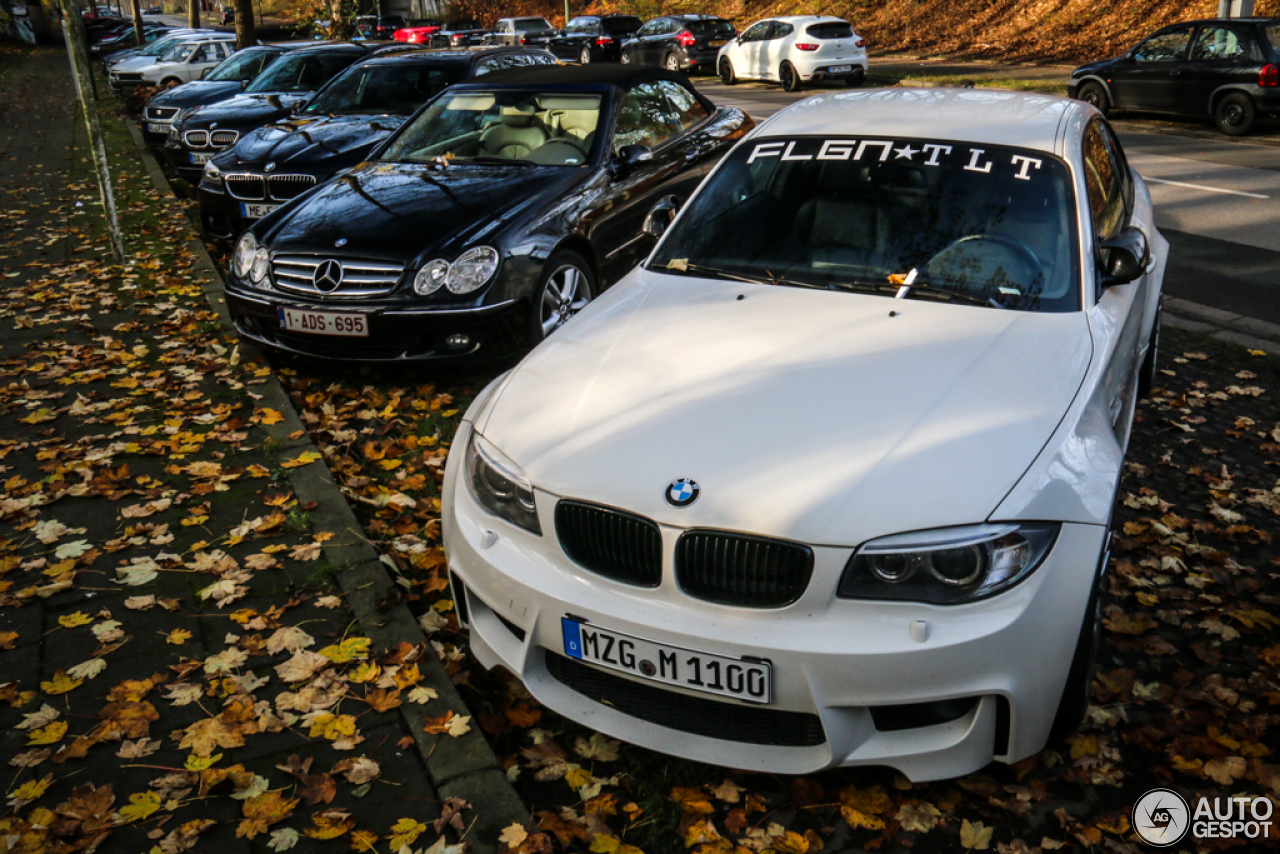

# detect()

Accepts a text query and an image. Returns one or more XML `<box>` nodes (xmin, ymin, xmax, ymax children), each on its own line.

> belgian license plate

<box><xmin>146</xmin><ymin>122</ymin><xmax>167</xmax><ymax>133</ymax></box>
<box><xmin>189</xmin><ymin>152</ymin><xmax>213</xmax><ymax>164</ymax></box>
<box><xmin>709</xmin><ymin>39</ymin><xmax>727</xmax><ymax>47</ymax></box>
<box><xmin>277</xmin><ymin>307</ymin><xmax>368</xmax><ymax>337</ymax></box>
<box><xmin>829</xmin><ymin>64</ymin><xmax>853</xmax><ymax>73</ymax></box>
<box><xmin>562</xmin><ymin>618</ymin><xmax>771</xmax><ymax>703</ymax></box>
<box><xmin>240</xmin><ymin>202</ymin><xmax>279</xmax><ymax>219</ymax></box>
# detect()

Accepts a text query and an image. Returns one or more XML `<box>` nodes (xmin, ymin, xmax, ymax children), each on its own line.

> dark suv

<box><xmin>1068</xmin><ymin>17</ymin><xmax>1280</xmax><ymax>135</ymax></box>
<box><xmin>547</xmin><ymin>14</ymin><xmax>642</xmax><ymax>63</ymax></box>
<box><xmin>622</xmin><ymin>15</ymin><xmax>736</xmax><ymax>74</ymax></box>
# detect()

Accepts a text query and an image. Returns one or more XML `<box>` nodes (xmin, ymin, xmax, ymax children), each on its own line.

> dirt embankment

<box><xmin>452</xmin><ymin>0</ymin><xmax>1280</xmax><ymax>64</ymax></box>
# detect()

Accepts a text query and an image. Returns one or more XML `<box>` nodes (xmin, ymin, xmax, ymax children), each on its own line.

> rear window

<box><xmin>807</xmin><ymin>22</ymin><xmax>854</xmax><ymax>40</ymax></box>
<box><xmin>515</xmin><ymin>19</ymin><xmax>553</xmax><ymax>32</ymax></box>
<box><xmin>602</xmin><ymin>17</ymin><xmax>642</xmax><ymax>35</ymax></box>
<box><xmin>686</xmin><ymin>19</ymin><xmax>736</xmax><ymax>37</ymax></box>
<box><xmin>1266</xmin><ymin>24</ymin><xmax>1280</xmax><ymax>50</ymax></box>
<box><xmin>445</xmin><ymin>20</ymin><xmax>479</xmax><ymax>30</ymax></box>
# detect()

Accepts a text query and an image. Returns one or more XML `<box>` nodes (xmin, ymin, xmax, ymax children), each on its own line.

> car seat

<box><xmin>480</xmin><ymin>104</ymin><xmax>548</xmax><ymax>158</ymax></box>
<box><xmin>787</xmin><ymin>162</ymin><xmax>891</xmax><ymax>273</ymax></box>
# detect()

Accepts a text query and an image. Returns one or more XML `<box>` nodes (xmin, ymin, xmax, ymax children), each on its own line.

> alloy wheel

<box><xmin>580</xmin><ymin>47</ymin><xmax>590</xmax><ymax>64</ymax></box>
<box><xmin>665</xmin><ymin>53</ymin><xmax>679</xmax><ymax>71</ymax></box>
<box><xmin>540</xmin><ymin>264</ymin><xmax>591</xmax><ymax>337</ymax></box>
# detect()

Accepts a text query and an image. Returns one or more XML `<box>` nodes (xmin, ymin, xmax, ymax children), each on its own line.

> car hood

<box><xmin>183</xmin><ymin>92</ymin><xmax>314</xmax><ymax>130</ymax></box>
<box><xmin>233</xmin><ymin>114</ymin><xmax>408</xmax><ymax>172</ymax></box>
<box><xmin>478</xmin><ymin>271</ymin><xmax>1094</xmax><ymax>546</ymax></box>
<box><xmin>149</xmin><ymin>80</ymin><xmax>243</xmax><ymax>108</ymax></box>
<box><xmin>262</xmin><ymin>161</ymin><xmax>581</xmax><ymax>264</ymax></box>
<box><xmin>1072</xmin><ymin>58</ymin><xmax>1120</xmax><ymax>76</ymax></box>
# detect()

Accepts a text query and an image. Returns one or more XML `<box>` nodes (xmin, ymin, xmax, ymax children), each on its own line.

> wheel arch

<box><xmin>1207</xmin><ymin>83</ymin><xmax>1254</xmax><ymax>116</ymax></box>
<box><xmin>1075</xmin><ymin>75</ymin><xmax>1113</xmax><ymax>103</ymax></box>
<box><xmin>550</xmin><ymin>235</ymin><xmax>600</xmax><ymax>282</ymax></box>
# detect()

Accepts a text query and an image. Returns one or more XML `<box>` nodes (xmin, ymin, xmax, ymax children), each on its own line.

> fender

<box><xmin>1074</xmin><ymin>74</ymin><xmax>1114</xmax><ymax>103</ymax></box>
<box><xmin>1207</xmin><ymin>82</ymin><xmax>1257</xmax><ymax>116</ymax></box>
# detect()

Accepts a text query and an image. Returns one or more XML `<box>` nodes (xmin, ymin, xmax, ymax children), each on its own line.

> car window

<box><xmin>526</xmin><ymin>52</ymin><xmax>557</xmax><ymax>66</ymax></box>
<box><xmin>565</xmin><ymin>18</ymin><xmax>588</xmax><ymax>34</ymax></box>
<box><xmin>206</xmin><ymin>47</ymin><xmax>277</xmax><ymax>81</ymax></box>
<box><xmin>602</xmin><ymin>17</ymin><xmax>640</xmax><ymax>35</ymax></box>
<box><xmin>770</xmin><ymin>22</ymin><xmax>794</xmax><ymax>39</ymax></box>
<box><xmin>1131</xmin><ymin>27</ymin><xmax>1192</xmax><ymax>62</ymax></box>
<box><xmin>615</xmin><ymin>82</ymin><xmax>681</xmax><ymax>151</ymax></box>
<box><xmin>740</xmin><ymin>22</ymin><xmax>771</xmax><ymax>42</ymax></box>
<box><xmin>635</xmin><ymin>20</ymin><xmax>659</xmax><ymax>37</ymax></box>
<box><xmin>806</xmin><ymin>21</ymin><xmax>854</xmax><ymax>39</ymax></box>
<box><xmin>303</xmin><ymin>63</ymin><xmax>465</xmax><ymax>116</ymax></box>
<box><xmin>659</xmin><ymin>81</ymin><xmax>708</xmax><ymax>132</ymax></box>
<box><xmin>516</xmin><ymin>19</ymin><xmax>552</xmax><ymax>32</ymax></box>
<box><xmin>662</xmin><ymin>19</ymin><xmax>682</xmax><ymax>36</ymax></box>
<box><xmin>686</xmin><ymin>19</ymin><xmax>736</xmax><ymax>37</ymax></box>
<box><xmin>247</xmin><ymin>52</ymin><xmax>358</xmax><ymax>93</ymax></box>
<box><xmin>1083</xmin><ymin>119</ymin><xmax>1126</xmax><ymax>242</ymax></box>
<box><xmin>1190</xmin><ymin>26</ymin><xmax>1255</xmax><ymax>61</ymax></box>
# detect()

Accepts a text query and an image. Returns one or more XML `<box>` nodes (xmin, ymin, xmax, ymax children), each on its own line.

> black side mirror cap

<box><xmin>642</xmin><ymin>195</ymin><xmax>681</xmax><ymax>239</ymax></box>
<box><xmin>610</xmin><ymin>144</ymin><xmax>652</xmax><ymax>176</ymax></box>
<box><xmin>1099</xmin><ymin>226</ymin><xmax>1149</xmax><ymax>287</ymax></box>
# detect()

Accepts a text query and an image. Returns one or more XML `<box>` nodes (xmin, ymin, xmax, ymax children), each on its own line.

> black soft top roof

<box><xmin>468</xmin><ymin>64</ymin><xmax>692</xmax><ymax>89</ymax></box>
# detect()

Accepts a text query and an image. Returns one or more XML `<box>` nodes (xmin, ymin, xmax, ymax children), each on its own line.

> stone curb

<box><xmin>122</xmin><ymin>120</ymin><xmax>528</xmax><ymax>852</ymax></box>
<box><xmin>1162</xmin><ymin>295</ymin><xmax>1280</xmax><ymax>353</ymax></box>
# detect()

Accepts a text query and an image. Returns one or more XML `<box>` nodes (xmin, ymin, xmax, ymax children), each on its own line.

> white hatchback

<box><xmin>717</xmin><ymin>15</ymin><xmax>868</xmax><ymax>90</ymax></box>
<box><xmin>113</xmin><ymin>37</ymin><xmax>236</xmax><ymax>89</ymax></box>
<box><xmin>443</xmin><ymin>89</ymin><xmax>1166</xmax><ymax>781</ymax></box>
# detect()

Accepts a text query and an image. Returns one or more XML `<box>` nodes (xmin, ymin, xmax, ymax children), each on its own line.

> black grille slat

<box><xmin>555</xmin><ymin>501</ymin><xmax>661</xmax><ymax>587</ymax></box>
<box><xmin>676</xmin><ymin>530</ymin><xmax>813</xmax><ymax>607</ymax></box>
<box><xmin>545</xmin><ymin>651</ymin><xmax>825</xmax><ymax>747</ymax></box>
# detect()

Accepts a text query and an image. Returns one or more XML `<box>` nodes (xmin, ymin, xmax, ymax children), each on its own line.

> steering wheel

<box><xmin>527</xmin><ymin>138</ymin><xmax>590</xmax><ymax>166</ymax></box>
<box><xmin>925</xmin><ymin>233</ymin><xmax>1042</xmax><ymax>292</ymax></box>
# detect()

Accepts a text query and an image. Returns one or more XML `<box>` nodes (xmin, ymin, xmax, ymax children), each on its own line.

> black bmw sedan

<box><xmin>165</xmin><ymin>42</ymin><xmax>379</xmax><ymax>182</ymax></box>
<box><xmin>223</xmin><ymin>65</ymin><xmax>752</xmax><ymax>364</ymax></box>
<box><xmin>1068</xmin><ymin>17</ymin><xmax>1280</xmax><ymax>135</ymax></box>
<box><xmin>199</xmin><ymin>47</ymin><xmax>558</xmax><ymax>241</ymax></box>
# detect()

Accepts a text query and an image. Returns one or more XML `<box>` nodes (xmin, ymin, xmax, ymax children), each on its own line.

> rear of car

<box><xmin>394</xmin><ymin>20</ymin><xmax>440</xmax><ymax>43</ymax></box>
<box><xmin>433</xmin><ymin>20</ymin><xmax>488</xmax><ymax>48</ymax></box>
<box><xmin>673</xmin><ymin>16</ymin><xmax>736</xmax><ymax>73</ymax></box>
<box><xmin>789</xmin><ymin>18</ymin><xmax>868</xmax><ymax>84</ymax></box>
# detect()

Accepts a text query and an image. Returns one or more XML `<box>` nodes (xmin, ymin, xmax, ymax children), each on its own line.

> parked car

<box><xmin>165</xmin><ymin>42</ymin><xmax>375</xmax><ymax>182</ymax></box>
<box><xmin>488</xmin><ymin>17</ymin><xmax>557</xmax><ymax>47</ymax></box>
<box><xmin>440</xmin><ymin>87</ymin><xmax>1166</xmax><ymax>780</ymax></box>
<box><xmin>1068</xmin><ymin>17</ymin><xmax>1280</xmax><ymax>136</ymax></box>
<box><xmin>222</xmin><ymin>65</ymin><xmax>752</xmax><ymax>363</ymax></box>
<box><xmin>200</xmin><ymin>47</ymin><xmax>559</xmax><ymax>239</ymax></box>
<box><xmin>717</xmin><ymin>15</ymin><xmax>867</xmax><ymax>91</ymax></box>
<box><xmin>547</xmin><ymin>14</ymin><xmax>642</xmax><ymax>64</ymax></box>
<box><xmin>622</xmin><ymin>14</ymin><xmax>736</xmax><ymax>74</ymax></box>
<box><xmin>219</xmin><ymin>5</ymin><xmax>234</xmax><ymax>25</ymax></box>
<box><xmin>393</xmin><ymin>19</ymin><xmax>439</xmax><ymax>43</ymax></box>
<box><xmin>111</xmin><ymin>34</ymin><xmax>237</xmax><ymax>90</ymax></box>
<box><xmin>145</xmin><ymin>5</ymin><xmax>163</xmax><ymax>14</ymax></box>
<box><xmin>91</xmin><ymin>23</ymin><xmax>173</xmax><ymax>55</ymax></box>
<box><xmin>429</xmin><ymin>20</ymin><xmax>488</xmax><ymax>48</ymax></box>
<box><xmin>356</xmin><ymin>15</ymin><xmax>406</xmax><ymax>40</ymax></box>
<box><xmin>142</xmin><ymin>44</ymin><xmax>310</xmax><ymax>147</ymax></box>
<box><xmin>101</xmin><ymin>28</ymin><xmax>211</xmax><ymax>75</ymax></box>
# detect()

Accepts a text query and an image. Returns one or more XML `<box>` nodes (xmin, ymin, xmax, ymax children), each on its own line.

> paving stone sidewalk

<box><xmin>0</xmin><ymin>44</ymin><xmax>519</xmax><ymax>854</ymax></box>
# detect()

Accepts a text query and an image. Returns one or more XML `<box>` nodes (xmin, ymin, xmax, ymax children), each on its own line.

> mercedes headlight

<box><xmin>203</xmin><ymin>160</ymin><xmax>221</xmax><ymax>182</ymax></box>
<box><xmin>838</xmin><ymin>523</ymin><xmax>1059</xmax><ymax>604</ymax></box>
<box><xmin>445</xmin><ymin>246</ymin><xmax>499</xmax><ymax>294</ymax></box>
<box><xmin>249</xmin><ymin>247</ymin><xmax>270</xmax><ymax>284</ymax></box>
<box><xmin>465</xmin><ymin>430</ymin><xmax>539</xmax><ymax>534</ymax></box>
<box><xmin>232</xmin><ymin>232</ymin><xmax>257</xmax><ymax>278</ymax></box>
<box><xmin>414</xmin><ymin>259</ymin><xmax>449</xmax><ymax>295</ymax></box>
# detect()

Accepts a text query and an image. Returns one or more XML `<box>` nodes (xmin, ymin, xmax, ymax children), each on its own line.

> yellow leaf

<box><xmin>387</xmin><ymin>818</ymin><xmax>427</xmax><ymax>850</ymax></box>
<box><xmin>181</xmin><ymin>515</ymin><xmax>209</xmax><ymax>527</ymax></box>
<box><xmin>40</xmin><ymin>669</ymin><xmax>83</xmax><ymax>695</ymax></box>
<box><xmin>960</xmin><ymin>819</ymin><xmax>993</xmax><ymax>850</ymax></box>
<box><xmin>27</xmin><ymin>721</ymin><xmax>67</xmax><ymax>745</ymax></box>
<box><xmin>120</xmin><ymin>791</ymin><xmax>163</xmax><ymax>823</ymax></box>
<box><xmin>308</xmin><ymin>713</ymin><xmax>358</xmax><ymax>742</ymax></box>
<box><xmin>318</xmin><ymin>637</ymin><xmax>371</xmax><ymax>664</ymax></box>
<box><xmin>58</xmin><ymin>611</ymin><xmax>94</xmax><ymax>628</ymax></box>
<box><xmin>8</xmin><ymin>775</ymin><xmax>53</xmax><ymax>806</ymax></box>
<box><xmin>1068</xmin><ymin>733</ymin><xmax>1098</xmax><ymax>760</ymax></box>
<box><xmin>280</xmin><ymin>451</ymin><xmax>322</xmax><ymax>469</ymax></box>
<box><xmin>1248</xmin><ymin>349</ymin><xmax>1267</xmax><ymax>356</ymax></box>
<box><xmin>257</xmin><ymin>408</ymin><xmax>285</xmax><ymax>425</ymax></box>
<box><xmin>346</xmin><ymin>662</ymin><xmax>380</xmax><ymax>684</ymax></box>
<box><xmin>165</xmin><ymin>629</ymin><xmax>192</xmax><ymax>645</ymax></box>
<box><xmin>500</xmin><ymin>824</ymin><xmax>529</xmax><ymax>848</ymax></box>
<box><xmin>378</xmin><ymin>459</ymin><xmax>401</xmax><ymax>470</ymax></box>
<box><xmin>566</xmin><ymin>766</ymin><xmax>594</xmax><ymax>789</ymax></box>
<box><xmin>185</xmin><ymin>753</ymin><xmax>222</xmax><ymax>771</ymax></box>
<box><xmin>303</xmin><ymin>810</ymin><xmax>354</xmax><ymax>840</ymax></box>
<box><xmin>591</xmin><ymin>834</ymin><xmax>621</xmax><ymax>854</ymax></box>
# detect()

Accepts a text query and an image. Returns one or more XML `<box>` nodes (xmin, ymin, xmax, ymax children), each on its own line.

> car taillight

<box><xmin>795</xmin><ymin>42</ymin><xmax>819</xmax><ymax>51</ymax></box>
<box><xmin>676</xmin><ymin>30</ymin><xmax>696</xmax><ymax>47</ymax></box>
<box><xmin>855</xmin><ymin>38</ymin><xmax>866</xmax><ymax>48</ymax></box>
<box><xmin>518</xmin><ymin>36</ymin><xmax>527</xmax><ymax>44</ymax></box>
<box><xmin>1260</xmin><ymin>63</ymin><xmax>1279</xmax><ymax>87</ymax></box>
<box><xmin>595</xmin><ymin>36</ymin><xmax>613</xmax><ymax>45</ymax></box>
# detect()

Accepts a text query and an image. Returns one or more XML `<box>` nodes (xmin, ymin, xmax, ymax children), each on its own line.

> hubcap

<box><xmin>1225</xmin><ymin>104</ymin><xmax>1244</xmax><ymax>126</ymax></box>
<box><xmin>667</xmin><ymin>55</ymin><xmax>678</xmax><ymax>70</ymax></box>
<box><xmin>581</xmin><ymin>49</ymin><xmax>589</xmax><ymax>63</ymax></box>
<box><xmin>540</xmin><ymin>265</ymin><xmax>589</xmax><ymax>337</ymax></box>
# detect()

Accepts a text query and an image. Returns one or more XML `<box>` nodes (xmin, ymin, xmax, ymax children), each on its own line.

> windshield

<box><xmin>650</xmin><ymin>136</ymin><xmax>1081</xmax><ymax>312</ymax></box>
<box><xmin>206</xmin><ymin>47</ymin><xmax>276</xmax><ymax>81</ymax></box>
<box><xmin>686</xmin><ymin>19</ymin><xmax>736</xmax><ymax>37</ymax></box>
<box><xmin>303</xmin><ymin>62</ymin><xmax>465</xmax><ymax>116</ymax></box>
<box><xmin>246</xmin><ymin>52</ymin><xmax>357</xmax><ymax>93</ymax></box>
<box><xmin>381</xmin><ymin>89</ymin><xmax>601</xmax><ymax>167</ymax></box>
<box><xmin>139</xmin><ymin>35</ymin><xmax>184</xmax><ymax>56</ymax></box>
<box><xmin>516</xmin><ymin>19</ymin><xmax>553</xmax><ymax>32</ymax></box>
<box><xmin>162</xmin><ymin>42</ymin><xmax>200</xmax><ymax>62</ymax></box>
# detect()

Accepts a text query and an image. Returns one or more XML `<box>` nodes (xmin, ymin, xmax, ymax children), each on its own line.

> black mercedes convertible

<box><xmin>224</xmin><ymin>65</ymin><xmax>752</xmax><ymax>364</ymax></box>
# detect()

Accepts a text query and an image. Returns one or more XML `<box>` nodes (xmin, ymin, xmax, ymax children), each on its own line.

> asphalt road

<box><xmin>693</xmin><ymin>79</ymin><xmax>1280</xmax><ymax>326</ymax></box>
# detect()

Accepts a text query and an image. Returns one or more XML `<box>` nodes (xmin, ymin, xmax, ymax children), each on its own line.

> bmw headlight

<box><xmin>465</xmin><ymin>430</ymin><xmax>540</xmax><ymax>534</ymax></box>
<box><xmin>838</xmin><ymin>523</ymin><xmax>1059</xmax><ymax>604</ymax></box>
<box><xmin>414</xmin><ymin>259</ymin><xmax>449</xmax><ymax>295</ymax></box>
<box><xmin>232</xmin><ymin>232</ymin><xmax>257</xmax><ymax>279</ymax></box>
<box><xmin>445</xmin><ymin>246</ymin><xmax>499</xmax><ymax>294</ymax></box>
<box><xmin>203</xmin><ymin>160</ymin><xmax>222</xmax><ymax>182</ymax></box>
<box><xmin>249</xmin><ymin>247</ymin><xmax>270</xmax><ymax>284</ymax></box>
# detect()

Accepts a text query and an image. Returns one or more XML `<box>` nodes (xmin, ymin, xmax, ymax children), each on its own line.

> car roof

<box><xmin>290</xmin><ymin>41</ymin><xmax>379</xmax><ymax>53</ymax></box>
<box><xmin>666</xmin><ymin>15</ymin><xmax>730</xmax><ymax>21</ymax></box>
<box><xmin>755</xmin><ymin>88</ymin><xmax>1078</xmax><ymax>155</ymax></box>
<box><xmin>358</xmin><ymin>46</ymin><xmax>547</xmax><ymax>66</ymax></box>
<box><xmin>471</xmin><ymin>64</ymin><xmax>692</xmax><ymax>88</ymax></box>
<box><xmin>765</xmin><ymin>15</ymin><xmax>851</xmax><ymax>24</ymax></box>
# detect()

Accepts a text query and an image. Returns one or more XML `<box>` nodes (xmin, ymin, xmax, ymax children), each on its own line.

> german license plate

<box><xmin>240</xmin><ymin>202</ymin><xmax>279</xmax><ymax>219</ymax></box>
<box><xmin>277</xmin><ymin>307</ymin><xmax>368</xmax><ymax>337</ymax></box>
<box><xmin>562</xmin><ymin>618</ymin><xmax>771</xmax><ymax>703</ymax></box>
<box><xmin>709</xmin><ymin>39</ymin><xmax>727</xmax><ymax>47</ymax></box>
<box><xmin>189</xmin><ymin>152</ymin><xmax>213</xmax><ymax>164</ymax></box>
<box><xmin>146</xmin><ymin>122</ymin><xmax>167</xmax><ymax>133</ymax></box>
<box><xmin>829</xmin><ymin>64</ymin><xmax>853</xmax><ymax>73</ymax></box>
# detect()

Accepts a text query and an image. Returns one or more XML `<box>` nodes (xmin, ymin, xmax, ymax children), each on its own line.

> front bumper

<box><xmin>443</xmin><ymin>420</ymin><xmax>1105</xmax><ymax>780</ymax></box>
<box><xmin>165</xmin><ymin>139</ymin><xmax>229</xmax><ymax>182</ymax></box>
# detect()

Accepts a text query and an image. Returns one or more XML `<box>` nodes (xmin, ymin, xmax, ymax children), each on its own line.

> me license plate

<box><xmin>146</xmin><ymin>122</ymin><xmax>167</xmax><ymax>133</ymax></box>
<box><xmin>277</xmin><ymin>307</ymin><xmax>368</xmax><ymax>337</ymax></box>
<box><xmin>709</xmin><ymin>39</ymin><xmax>727</xmax><ymax>47</ymax></box>
<box><xmin>240</xmin><ymin>202</ymin><xmax>279</xmax><ymax>219</ymax></box>
<box><xmin>562</xmin><ymin>618</ymin><xmax>771</xmax><ymax>704</ymax></box>
<box><xmin>189</xmin><ymin>152</ymin><xmax>213</xmax><ymax>164</ymax></box>
<box><xmin>829</xmin><ymin>64</ymin><xmax>853</xmax><ymax>73</ymax></box>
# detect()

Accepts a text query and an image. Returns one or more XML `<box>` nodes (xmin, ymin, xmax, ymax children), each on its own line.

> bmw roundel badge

<box><xmin>265</xmin><ymin>161</ymin><xmax>276</xmax><ymax>172</ymax></box>
<box><xmin>666</xmin><ymin>478</ymin><xmax>699</xmax><ymax>507</ymax></box>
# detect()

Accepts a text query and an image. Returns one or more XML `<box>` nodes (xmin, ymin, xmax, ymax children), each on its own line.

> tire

<box><xmin>160</xmin><ymin>77</ymin><xmax>182</xmax><ymax>88</ymax></box>
<box><xmin>1048</xmin><ymin>531</ymin><xmax>1109</xmax><ymax>744</ymax></box>
<box><xmin>1215</xmin><ymin>92</ymin><xmax>1256</xmax><ymax>136</ymax></box>
<box><xmin>665</xmin><ymin>52</ymin><xmax>680</xmax><ymax>72</ymax></box>
<box><xmin>718</xmin><ymin>57</ymin><xmax>736</xmax><ymax>84</ymax></box>
<box><xmin>1137</xmin><ymin>306</ymin><xmax>1161</xmax><ymax>398</ymax></box>
<box><xmin>579</xmin><ymin>47</ymin><xmax>591</xmax><ymax>65</ymax></box>
<box><xmin>1076</xmin><ymin>81</ymin><xmax>1109</xmax><ymax>116</ymax></box>
<box><xmin>533</xmin><ymin>251</ymin><xmax>594</xmax><ymax>342</ymax></box>
<box><xmin>780</xmin><ymin>61</ymin><xmax>801</xmax><ymax>92</ymax></box>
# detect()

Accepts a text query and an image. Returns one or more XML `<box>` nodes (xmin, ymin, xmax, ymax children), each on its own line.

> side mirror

<box><xmin>239</xmin><ymin>78</ymin><xmax>250</xmax><ymax>89</ymax></box>
<box><xmin>618</xmin><ymin>143</ymin><xmax>652</xmax><ymax>165</ymax></box>
<box><xmin>1099</xmin><ymin>226</ymin><xmax>1149</xmax><ymax>286</ymax></box>
<box><xmin>642</xmin><ymin>195</ymin><xmax>681</xmax><ymax>239</ymax></box>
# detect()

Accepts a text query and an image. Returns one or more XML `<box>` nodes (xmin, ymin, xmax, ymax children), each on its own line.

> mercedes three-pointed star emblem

<box><xmin>313</xmin><ymin>259</ymin><xmax>344</xmax><ymax>293</ymax></box>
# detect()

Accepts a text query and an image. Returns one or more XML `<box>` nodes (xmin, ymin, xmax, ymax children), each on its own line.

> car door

<box><xmin>549</xmin><ymin>19</ymin><xmax>579</xmax><ymax>60</ymax></box>
<box><xmin>762</xmin><ymin>21</ymin><xmax>794</xmax><ymax>80</ymax></box>
<box><xmin>189</xmin><ymin>43</ymin><xmax>222</xmax><ymax>82</ymax></box>
<box><xmin>733</xmin><ymin>21</ymin><xmax>771</xmax><ymax>79</ymax></box>
<box><xmin>1109</xmin><ymin>25</ymin><xmax>1194</xmax><ymax>112</ymax></box>
<box><xmin>1083</xmin><ymin>118</ymin><xmax>1147</xmax><ymax>445</ymax></box>
<box><xmin>1181</xmin><ymin>24</ymin><xmax>1263</xmax><ymax>116</ymax></box>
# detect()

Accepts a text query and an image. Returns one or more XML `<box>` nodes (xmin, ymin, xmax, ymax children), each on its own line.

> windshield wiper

<box><xmin>892</xmin><ymin>268</ymin><xmax>1004</xmax><ymax>309</ymax></box>
<box><xmin>659</xmin><ymin>260</ymin><xmax>825</xmax><ymax>290</ymax></box>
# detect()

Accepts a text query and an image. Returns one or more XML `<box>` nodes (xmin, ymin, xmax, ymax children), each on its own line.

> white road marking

<box><xmin>1140</xmin><ymin>175</ymin><xmax>1269</xmax><ymax>200</ymax></box>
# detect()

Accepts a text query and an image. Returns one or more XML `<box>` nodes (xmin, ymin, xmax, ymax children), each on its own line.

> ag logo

<box><xmin>665</xmin><ymin>478</ymin><xmax>699</xmax><ymax>507</ymax></box>
<box><xmin>1133</xmin><ymin>788</ymin><xmax>1190</xmax><ymax>847</ymax></box>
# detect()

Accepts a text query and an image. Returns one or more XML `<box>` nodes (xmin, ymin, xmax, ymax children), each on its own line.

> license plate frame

<box><xmin>189</xmin><ymin>151</ymin><xmax>213</xmax><ymax>165</ymax></box>
<box><xmin>828</xmin><ymin>64</ymin><xmax>853</xmax><ymax>74</ymax></box>
<box><xmin>277</xmin><ymin>307</ymin><xmax>368</xmax><ymax>337</ymax></box>
<box><xmin>240</xmin><ymin>202</ymin><xmax>280</xmax><ymax>219</ymax></box>
<box><xmin>562</xmin><ymin>617</ymin><xmax>771</xmax><ymax>704</ymax></box>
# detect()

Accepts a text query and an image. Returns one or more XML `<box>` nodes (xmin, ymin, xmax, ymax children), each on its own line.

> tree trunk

<box><xmin>188</xmin><ymin>0</ymin><xmax>199</xmax><ymax>29</ymax></box>
<box><xmin>234</xmin><ymin>0</ymin><xmax>254</xmax><ymax>49</ymax></box>
<box><xmin>130</xmin><ymin>0</ymin><xmax>143</xmax><ymax>45</ymax></box>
